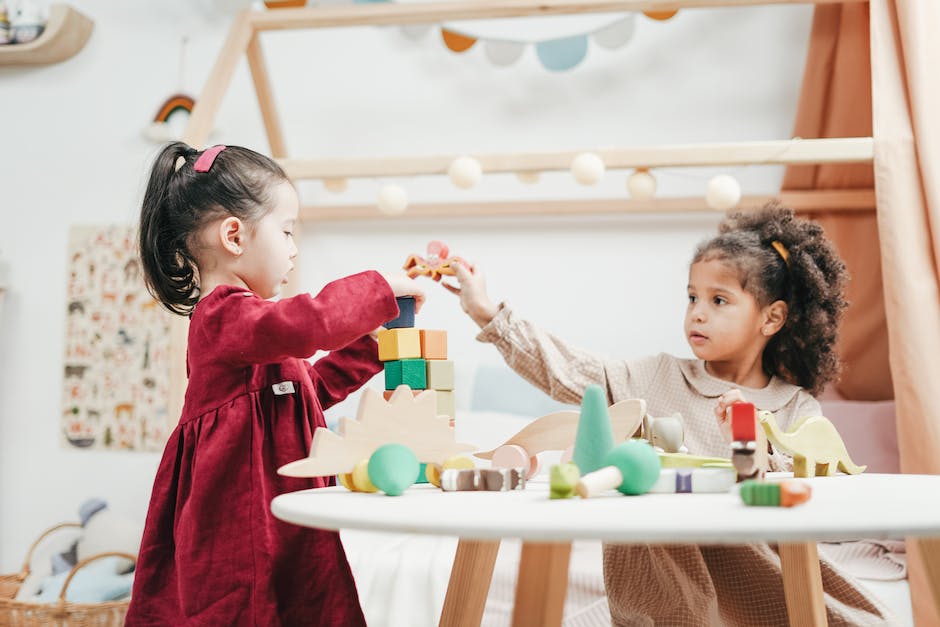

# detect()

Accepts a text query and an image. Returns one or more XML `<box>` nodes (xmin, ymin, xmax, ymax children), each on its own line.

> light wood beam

<box><xmin>247</xmin><ymin>33</ymin><xmax>288</xmax><ymax>158</ymax></box>
<box><xmin>249</xmin><ymin>0</ymin><xmax>867</xmax><ymax>31</ymax></box>
<box><xmin>299</xmin><ymin>189</ymin><xmax>875</xmax><ymax>221</ymax></box>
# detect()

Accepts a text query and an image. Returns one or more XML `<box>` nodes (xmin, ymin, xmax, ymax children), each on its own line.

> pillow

<box><xmin>35</xmin><ymin>556</ymin><xmax>134</xmax><ymax>604</ymax></box>
<box><xmin>819</xmin><ymin>399</ymin><xmax>899</xmax><ymax>474</ymax></box>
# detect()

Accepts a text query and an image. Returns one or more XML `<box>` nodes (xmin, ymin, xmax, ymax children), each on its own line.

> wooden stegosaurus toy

<box><xmin>758</xmin><ymin>411</ymin><xmax>866</xmax><ymax>478</ymax></box>
<box><xmin>278</xmin><ymin>386</ymin><xmax>476</xmax><ymax>478</ymax></box>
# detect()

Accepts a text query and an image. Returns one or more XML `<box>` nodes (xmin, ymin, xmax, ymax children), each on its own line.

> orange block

<box><xmin>420</xmin><ymin>329</ymin><xmax>448</xmax><ymax>360</ymax></box>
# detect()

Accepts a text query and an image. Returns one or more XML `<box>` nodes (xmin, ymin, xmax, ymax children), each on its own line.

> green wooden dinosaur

<box><xmin>758</xmin><ymin>411</ymin><xmax>866</xmax><ymax>477</ymax></box>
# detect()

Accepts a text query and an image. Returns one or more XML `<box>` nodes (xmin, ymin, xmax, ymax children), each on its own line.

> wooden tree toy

<box><xmin>758</xmin><ymin>411</ymin><xmax>866</xmax><ymax>478</ymax></box>
<box><xmin>575</xmin><ymin>440</ymin><xmax>662</xmax><ymax>498</ymax></box>
<box><xmin>278</xmin><ymin>386</ymin><xmax>476</xmax><ymax>478</ymax></box>
<box><xmin>739</xmin><ymin>479</ymin><xmax>812</xmax><ymax>507</ymax></box>
<box><xmin>572</xmin><ymin>385</ymin><xmax>616</xmax><ymax>475</ymax></box>
<box><xmin>729</xmin><ymin>402</ymin><xmax>768</xmax><ymax>482</ymax></box>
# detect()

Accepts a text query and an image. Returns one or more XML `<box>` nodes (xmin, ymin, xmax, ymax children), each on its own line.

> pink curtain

<box><xmin>782</xmin><ymin>3</ymin><xmax>894</xmax><ymax>401</ymax></box>
<box><xmin>870</xmin><ymin>0</ymin><xmax>940</xmax><ymax>624</ymax></box>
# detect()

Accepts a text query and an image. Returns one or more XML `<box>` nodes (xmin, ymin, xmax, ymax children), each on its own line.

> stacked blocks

<box><xmin>377</xmin><ymin>297</ymin><xmax>457</xmax><ymax>426</ymax></box>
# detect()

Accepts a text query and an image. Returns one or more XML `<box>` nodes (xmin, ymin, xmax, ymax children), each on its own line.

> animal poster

<box><xmin>61</xmin><ymin>225</ymin><xmax>172</xmax><ymax>451</ymax></box>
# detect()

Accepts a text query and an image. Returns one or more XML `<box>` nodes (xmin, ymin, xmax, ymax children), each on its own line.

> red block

<box><xmin>730</xmin><ymin>402</ymin><xmax>757</xmax><ymax>440</ymax></box>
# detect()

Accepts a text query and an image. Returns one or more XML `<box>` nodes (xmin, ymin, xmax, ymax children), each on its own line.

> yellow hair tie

<box><xmin>770</xmin><ymin>240</ymin><xmax>790</xmax><ymax>266</ymax></box>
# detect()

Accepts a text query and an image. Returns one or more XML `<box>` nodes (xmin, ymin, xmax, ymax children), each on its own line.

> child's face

<box><xmin>684</xmin><ymin>259</ymin><xmax>766</xmax><ymax>363</ymax></box>
<box><xmin>239</xmin><ymin>180</ymin><xmax>299</xmax><ymax>299</ymax></box>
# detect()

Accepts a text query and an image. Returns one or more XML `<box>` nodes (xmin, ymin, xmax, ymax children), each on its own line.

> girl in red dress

<box><xmin>126</xmin><ymin>142</ymin><xmax>424</xmax><ymax>626</ymax></box>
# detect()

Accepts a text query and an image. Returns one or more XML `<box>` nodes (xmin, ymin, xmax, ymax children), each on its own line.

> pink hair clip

<box><xmin>193</xmin><ymin>145</ymin><xmax>226</xmax><ymax>173</ymax></box>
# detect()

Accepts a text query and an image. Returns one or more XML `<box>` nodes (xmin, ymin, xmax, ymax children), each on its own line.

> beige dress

<box><xmin>477</xmin><ymin>304</ymin><xmax>895</xmax><ymax>626</ymax></box>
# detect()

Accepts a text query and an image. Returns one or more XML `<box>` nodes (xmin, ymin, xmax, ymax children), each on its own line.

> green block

<box><xmin>384</xmin><ymin>359</ymin><xmax>427</xmax><ymax>390</ymax></box>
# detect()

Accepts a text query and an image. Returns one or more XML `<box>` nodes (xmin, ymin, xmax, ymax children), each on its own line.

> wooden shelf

<box><xmin>0</xmin><ymin>4</ymin><xmax>93</xmax><ymax>66</ymax></box>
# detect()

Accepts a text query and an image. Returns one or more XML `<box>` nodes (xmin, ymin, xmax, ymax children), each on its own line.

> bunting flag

<box><xmin>341</xmin><ymin>0</ymin><xmax>673</xmax><ymax>72</ymax></box>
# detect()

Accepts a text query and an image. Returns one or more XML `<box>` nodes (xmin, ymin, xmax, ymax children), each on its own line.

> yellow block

<box><xmin>377</xmin><ymin>328</ymin><xmax>421</xmax><ymax>361</ymax></box>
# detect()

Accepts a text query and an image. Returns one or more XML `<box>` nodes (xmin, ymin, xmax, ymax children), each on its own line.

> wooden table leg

<box><xmin>778</xmin><ymin>542</ymin><xmax>827</xmax><ymax>627</ymax></box>
<box><xmin>511</xmin><ymin>541</ymin><xmax>572</xmax><ymax>627</ymax></box>
<box><xmin>439</xmin><ymin>539</ymin><xmax>500</xmax><ymax>627</ymax></box>
<box><xmin>917</xmin><ymin>537</ymin><xmax>940</xmax><ymax>618</ymax></box>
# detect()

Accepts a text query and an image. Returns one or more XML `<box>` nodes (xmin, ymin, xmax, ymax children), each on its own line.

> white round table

<box><xmin>272</xmin><ymin>474</ymin><xmax>940</xmax><ymax>627</ymax></box>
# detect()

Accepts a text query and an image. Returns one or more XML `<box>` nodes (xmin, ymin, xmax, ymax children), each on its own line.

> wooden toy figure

<box><xmin>403</xmin><ymin>240</ymin><xmax>473</xmax><ymax>285</ymax></box>
<box><xmin>758</xmin><ymin>411</ymin><xmax>866</xmax><ymax>478</ymax></box>
<box><xmin>739</xmin><ymin>479</ymin><xmax>812</xmax><ymax>507</ymax></box>
<box><xmin>729</xmin><ymin>402</ymin><xmax>768</xmax><ymax>482</ymax></box>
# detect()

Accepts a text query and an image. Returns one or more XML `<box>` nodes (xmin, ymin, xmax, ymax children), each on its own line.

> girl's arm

<box><xmin>207</xmin><ymin>271</ymin><xmax>399</xmax><ymax>365</ymax></box>
<box><xmin>307</xmin><ymin>335</ymin><xmax>382</xmax><ymax>410</ymax></box>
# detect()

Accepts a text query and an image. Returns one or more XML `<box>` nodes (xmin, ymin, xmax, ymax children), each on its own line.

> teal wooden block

<box><xmin>384</xmin><ymin>358</ymin><xmax>427</xmax><ymax>390</ymax></box>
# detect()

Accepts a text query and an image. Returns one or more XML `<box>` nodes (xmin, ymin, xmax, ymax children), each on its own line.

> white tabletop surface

<box><xmin>271</xmin><ymin>473</ymin><xmax>940</xmax><ymax>544</ymax></box>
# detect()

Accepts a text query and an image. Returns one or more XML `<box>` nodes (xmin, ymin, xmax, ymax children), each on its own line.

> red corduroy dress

<box><xmin>126</xmin><ymin>271</ymin><xmax>398</xmax><ymax>626</ymax></box>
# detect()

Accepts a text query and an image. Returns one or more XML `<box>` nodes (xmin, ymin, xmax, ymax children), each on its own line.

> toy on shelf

<box><xmin>648</xmin><ymin>467</ymin><xmax>736</xmax><ymax>493</ymax></box>
<box><xmin>575</xmin><ymin>440</ymin><xmax>661</xmax><ymax>498</ymax></box>
<box><xmin>729</xmin><ymin>402</ymin><xmax>768</xmax><ymax>481</ymax></box>
<box><xmin>758</xmin><ymin>411</ymin><xmax>866</xmax><ymax>478</ymax></box>
<box><xmin>403</xmin><ymin>240</ymin><xmax>473</xmax><ymax>284</ymax></box>
<box><xmin>739</xmin><ymin>479</ymin><xmax>812</xmax><ymax>507</ymax></box>
<box><xmin>277</xmin><ymin>386</ymin><xmax>475</xmax><ymax>478</ymax></box>
<box><xmin>440</xmin><ymin>468</ymin><xmax>525</xmax><ymax>492</ymax></box>
<box><xmin>474</xmin><ymin>397</ymin><xmax>646</xmax><ymax>479</ymax></box>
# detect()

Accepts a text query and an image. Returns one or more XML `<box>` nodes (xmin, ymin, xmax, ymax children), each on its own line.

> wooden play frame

<box><xmin>174</xmin><ymin>3</ymin><xmax>876</xmax><ymax>625</ymax></box>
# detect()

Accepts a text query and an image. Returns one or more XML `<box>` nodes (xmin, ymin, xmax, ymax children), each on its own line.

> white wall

<box><xmin>0</xmin><ymin>0</ymin><xmax>811</xmax><ymax>569</ymax></box>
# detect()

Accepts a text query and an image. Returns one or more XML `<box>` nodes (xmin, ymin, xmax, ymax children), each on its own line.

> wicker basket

<box><xmin>0</xmin><ymin>522</ymin><xmax>136</xmax><ymax>626</ymax></box>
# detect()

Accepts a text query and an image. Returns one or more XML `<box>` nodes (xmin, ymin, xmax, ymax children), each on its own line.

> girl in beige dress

<box><xmin>445</xmin><ymin>203</ymin><xmax>894</xmax><ymax>626</ymax></box>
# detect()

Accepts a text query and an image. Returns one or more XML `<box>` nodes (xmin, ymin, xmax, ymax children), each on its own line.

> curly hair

<box><xmin>692</xmin><ymin>202</ymin><xmax>849</xmax><ymax>395</ymax></box>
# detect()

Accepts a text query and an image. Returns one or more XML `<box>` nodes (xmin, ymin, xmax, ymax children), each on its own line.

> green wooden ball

<box><xmin>368</xmin><ymin>444</ymin><xmax>419</xmax><ymax>496</ymax></box>
<box><xmin>604</xmin><ymin>440</ymin><xmax>662</xmax><ymax>495</ymax></box>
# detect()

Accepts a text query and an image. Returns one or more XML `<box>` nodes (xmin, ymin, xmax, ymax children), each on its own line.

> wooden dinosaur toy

<box><xmin>758</xmin><ymin>411</ymin><xmax>866</xmax><ymax>478</ymax></box>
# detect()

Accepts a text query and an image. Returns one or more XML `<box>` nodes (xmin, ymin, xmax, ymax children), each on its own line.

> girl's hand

<box><xmin>444</xmin><ymin>261</ymin><xmax>498</xmax><ymax>329</ymax></box>
<box><xmin>714</xmin><ymin>389</ymin><xmax>747</xmax><ymax>443</ymax></box>
<box><xmin>381</xmin><ymin>272</ymin><xmax>426</xmax><ymax>313</ymax></box>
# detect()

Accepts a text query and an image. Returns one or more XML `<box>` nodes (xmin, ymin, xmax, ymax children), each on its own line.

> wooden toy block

<box><xmin>377</xmin><ymin>328</ymin><xmax>421</xmax><ymax>361</ymax></box>
<box><xmin>758</xmin><ymin>411</ymin><xmax>866</xmax><ymax>478</ymax></box>
<box><xmin>440</xmin><ymin>468</ymin><xmax>525</xmax><ymax>492</ymax></box>
<box><xmin>475</xmin><ymin>398</ymin><xmax>647</xmax><ymax>463</ymax></box>
<box><xmin>641</xmin><ymin>413</ymin><xmax>687</xmax><ymax>453</ymax></box>
<box><xmin>436</xmin><ymin>390</ymin><xmax>455</xmax><ymax>419</ymax></box>
<box><xmin>278</xmin><ymin>386</ymin><xmax>476</xmax><ymax>478</ymax></box>
<box><xmin>385</xmin><ymin>296</ymin><xmax>416</xmax><ymax>329</ymax></box>
<box><xmin>384</xmin><ymin>358</ymin><xmax>427</xmax><ymax>390</ymax></box>
<box><xmin>550</xmin><ymin>463</ymin><xmax>581</xmax><ymax>499</ymax></box>
<box><xmin>739</xmin><ymin>479</ymin><xmax>812</xmax><ymax>507</ymax></box>
<box><xmin>426</xmin><ymin>360</ymin><xmax>454</xmax><ymax>391</ymax></box>
<box><xmin>368</xmin><ymin>443</ymin><xmax>419</xmax><ymax>496</ymax></box>
<box><xmin>383</xmin><ymin>389</ymin><xmax>422</xmax><ymax>401</ymax></box>
<box><xmin>648</xmin><ymin>467</ymin><xmax>736</xmax><ymax>493</ymax></box>
<box><xmin>426</xmin><ymin>455</ymin><xmax>475</xmax><ymax>488</ymax></box>
<box><xmin>657</xmin><ymin>452</ymin><xmax>733</xmax><ymax>469</ymax></box>
<box><xmin>576</xmin><ymin>440</ymin><xmax>661</xmax><ymax>498</ymax></box>
<box><xmin>729</xmin><ymin>402</ymin><xmax>768</xmax><ymax>482</ymax></box>
<box><xmin>419</xmin><ymin>329</ymin><xmax>448</xmax><ymax>359</ymax></box>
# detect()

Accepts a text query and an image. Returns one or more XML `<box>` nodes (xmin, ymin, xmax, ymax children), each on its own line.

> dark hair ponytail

<box><xmin>138</xmin><ymin>142</ymin><xmax>288</xmax><ymax>316</ymax></box>
<box><xmin>692</xmin><ymin>202</ymin><xmax>849</xmax><ymax>394</ymax></box>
